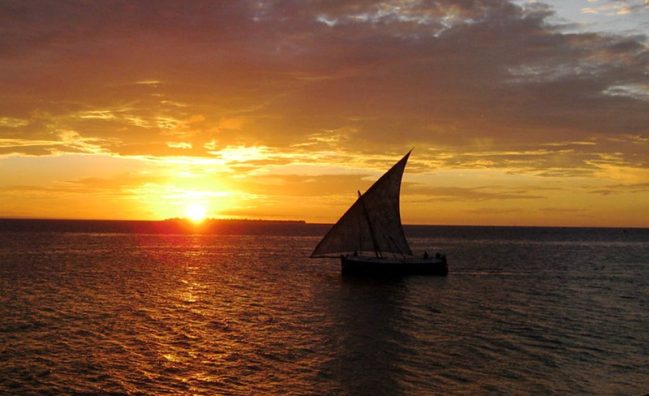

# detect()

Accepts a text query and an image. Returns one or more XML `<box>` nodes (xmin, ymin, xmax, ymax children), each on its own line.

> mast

<box><xmin>358</xmin><ymin>190</ymin><xmax>381</xmax><ymax>258</ymax></box>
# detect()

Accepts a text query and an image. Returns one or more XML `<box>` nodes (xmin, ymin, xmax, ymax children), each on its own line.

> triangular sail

<box><xmin>311</xmin><ymin>151</ymin><xmax>413</xmax><ymax>258</ymax></box>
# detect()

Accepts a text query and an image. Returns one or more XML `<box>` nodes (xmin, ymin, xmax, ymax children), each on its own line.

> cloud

<box><xmin>590</xmin><ymin>181</ymin><xmax>649</xmax><ymax>195</ymax></box>
<box><xmin>2</xmin><ymin>172</ymin><xmax>166</xmax><ymax>195</ymax></box>
<box><xmin>0</xmin><ymin>129</ymin><xmax>109</xmax><ymax>156</ymax></box>
<box><xmin>465</xmin><ymin>207</ymin><xmax>525</xmax><ymax>214</ymax></box>
<box><xmin>581</xmin><ymin>1</ymin><xmax>648</xmax><ymax>16</ymax></box>
<box><xmin>0</xmin><ymin>1</ymin><xmax>648</xmax><ymax>189</ymax></box>
<box><xmin>406</xmin><ymin>184</ymin><xmax>547</xmax><ymax>201</ymax></box>
<box><xmin>0</xmin><ymin>117</ymin><xmax>29</xmax><ymax>128</ymax></box>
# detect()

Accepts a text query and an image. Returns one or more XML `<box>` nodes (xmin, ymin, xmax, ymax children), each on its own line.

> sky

<box><xmin>1</xmin><ymin>0</ymin><xmax>648</xmax><ymax>227</ymax></box>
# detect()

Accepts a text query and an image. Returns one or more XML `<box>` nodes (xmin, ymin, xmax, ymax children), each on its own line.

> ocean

<box><xmin>1</xmin><ymin>224</ymin><xmax>648</xmax><ymax>394</ymax></box>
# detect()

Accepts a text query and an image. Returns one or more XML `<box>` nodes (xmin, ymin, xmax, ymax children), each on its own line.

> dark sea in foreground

<box><xmin>1</xmin><ymin>221</ymin><xmax>648</xmax><ymax>394</ymax></box>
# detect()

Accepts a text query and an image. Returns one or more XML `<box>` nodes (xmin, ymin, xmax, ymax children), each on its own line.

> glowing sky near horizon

<box><xmin>1</xmin><ymin>0</ymin><xmax>648</xmax><ymax>226</ymax></box>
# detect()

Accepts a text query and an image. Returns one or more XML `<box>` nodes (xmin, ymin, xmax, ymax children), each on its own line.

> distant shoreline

<box><xmin>0</xmin><ymin>218</ymin><xmax>315</xmax><ymax>235</ymax></box>
<box><xmin>0</xmin><ymin>218</ymin><xmax>647</xmax><ymax>237</ymax></box>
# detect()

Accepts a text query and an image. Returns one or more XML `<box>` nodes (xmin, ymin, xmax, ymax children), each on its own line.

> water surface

<box><xmin>1</xmin><ymin>227</ymin><xmax>648</xmax><ymax>394</ymax></box>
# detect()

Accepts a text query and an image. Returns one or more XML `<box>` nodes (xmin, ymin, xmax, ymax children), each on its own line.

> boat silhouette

<box><xmin>311</xmin><ymin>150</ymin><xmax>448</xmax><ymax>276</ymax></box>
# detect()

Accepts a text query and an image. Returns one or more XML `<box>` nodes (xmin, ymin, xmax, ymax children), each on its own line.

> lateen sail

<box><xmin>311</xmin><ymin>151</ymin><xmax>413</xmax><ymax>258</ymax></box>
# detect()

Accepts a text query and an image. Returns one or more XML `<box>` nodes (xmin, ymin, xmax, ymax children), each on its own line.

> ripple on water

<box><xmin>1</xmin><ymin>232</ymin><xmax>648</xmax><ymax>394</ymax></box>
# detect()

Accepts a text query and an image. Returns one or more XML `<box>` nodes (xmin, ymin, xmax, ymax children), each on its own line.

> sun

<box><xmin>185</xmin><ymin>204</ymin><xmax>207</xmax><ymax>223</ymax></box>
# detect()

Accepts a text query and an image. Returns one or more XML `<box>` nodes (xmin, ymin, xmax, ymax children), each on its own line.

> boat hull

<box><xmin>341</xmin><ymin>255</ymin><xmax>448</xmax><ymax>276</ymax></box>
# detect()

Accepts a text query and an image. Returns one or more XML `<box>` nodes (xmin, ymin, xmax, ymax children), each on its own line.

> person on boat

<box><xmin>423</xmin><ymin>251</ymin><xmax>429</xmax><ymax>259</ymax></box>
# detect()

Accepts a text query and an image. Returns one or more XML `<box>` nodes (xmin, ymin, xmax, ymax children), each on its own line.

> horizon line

<box><xmin>0</xmin><ymin>217</ymin><xmax>647</xmax><ymax>230</ymax></box>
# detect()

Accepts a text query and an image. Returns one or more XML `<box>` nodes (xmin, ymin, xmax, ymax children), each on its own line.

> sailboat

<box><xmin>311</xmin><ymin>150</ymin><xmax>448</xmax><ymax>276</ymax></box>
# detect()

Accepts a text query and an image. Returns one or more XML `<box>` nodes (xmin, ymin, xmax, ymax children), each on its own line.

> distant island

<box><xmin>0</xmin><ymin>218</ymin><xmax>320</xmax><ymax>236</ymax></box>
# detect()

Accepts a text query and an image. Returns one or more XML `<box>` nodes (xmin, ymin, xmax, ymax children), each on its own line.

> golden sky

<box><xmin>1</xmin><ymin>0</ymin><xmax>648</xmax><ymax>226</ymax></box>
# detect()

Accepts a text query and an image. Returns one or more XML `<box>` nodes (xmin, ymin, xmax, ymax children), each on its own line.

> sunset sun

<box><xmin>185</xmin><ymin>204</ymin><xmax>207</xmax><ymax>223</ymax></box>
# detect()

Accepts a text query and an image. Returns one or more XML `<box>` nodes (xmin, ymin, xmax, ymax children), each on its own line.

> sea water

<box><xmin>1</xmin><ymin>226</ymin><xmax>648</xmax><ymax>394</ymax></box>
